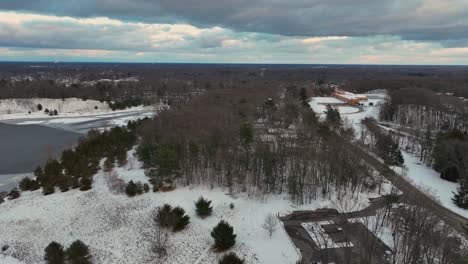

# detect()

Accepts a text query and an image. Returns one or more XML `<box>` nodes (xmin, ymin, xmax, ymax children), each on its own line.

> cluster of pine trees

<box><xmin>18</xmin><ymin>126</ymin><xmax>137</xmax><ymax>195</ymax></box>
<box><xmin>107</xmin><ymin>98</ymin><xmax>149</xmax><ymax>111</ymax></box>
<box><xmin>44</xmin><ymin>240</ymin><xmax>92</xmax><ymax>264</ymax></box>
<box><xmin>432</xmin><ymin>130</ymin><xmax>468</xmax><ymax>209</ymax></box>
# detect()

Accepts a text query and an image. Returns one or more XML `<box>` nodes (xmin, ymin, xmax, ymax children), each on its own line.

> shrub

<box><xmin>79</xmin><ymin>177</ymin><xmax>93</xmax><ymax>191</ymax></box>
<box><xmin>135</xmin><ymin>182</ymin><xmax>144</xmax><ymax>195</ymax></box>
<box><xmin>155</xmin><ymin>204</ymin><xmax>174</xmax><ymax>228</ymax></box>
<box><xmin>143</xmin><ymin>183</ymin><xmax>150</xmax><ymax>193</ymax></box>
<box><xmin>153</xmin><ymin>204</ymin><xmax>190</xmax><ymax>232</ymax></box>
<box><xmin>229</xmin><ymin>203</ymin><xmax>235</xmax><ymax>210</ymax></box>
<box><xmin>125</xmin><ymin>180</ymin><xmax>138</xmax><ymax>196</ymax></box>
<box><xmin>195</xmin><ymin>196</ymin><xmax>213</xmax><ymax>218</ymax></box>
<box><xmin>37</xmin><ymin>104</ymin><xmax>43</xmax><ymax>111</ymax></box>
<box><xmin>44</xmin><ymin>241</ymin><xmax>65</xmax><ymax>264</ymax></box>
<box><xmin>66</xmin><ymin>240</ymin><xmax>91</xmax><ymax>264</ymax></box>
<box><xmin>211</xmin><ymin>220</ymin><xmax>236</xmax><ymax>250</ymax></box>
<box><xmin>125</xmin><ymin>181</ymin><xmax>144</xmax><ymax>196</ymax></box>
<box><xmin>42</xmin><ymin>184</ymin><xmax>55</xmax><ymax>195</ymax></box>
<box><xmin>19</xmin><ymin>177</ymin><xmax>33</xmax><ymax>191</ymax></box>
<box><xmin>8</xmin><ymin>188</ymin><xmax>20</xmax><ymax>200</ymax></box>
<box><xmin>219</xmin><ymin>252</ymin><xmax>244</xmax><ymax>264</ymax></box>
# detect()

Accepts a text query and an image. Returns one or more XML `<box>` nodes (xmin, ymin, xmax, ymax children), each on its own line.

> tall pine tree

<box><xmin>453</xmin><ymin>179</ymin><xmax>468</xmax><ymax>209</ymax></box>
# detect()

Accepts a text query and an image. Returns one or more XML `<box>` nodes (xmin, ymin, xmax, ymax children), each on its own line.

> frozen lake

<box><xmin>0</xmin><ymin>109</ymin><xmax>154</xmax><ymax>192</ymax></box>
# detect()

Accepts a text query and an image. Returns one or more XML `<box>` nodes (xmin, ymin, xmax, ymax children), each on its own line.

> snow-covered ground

<box><xmin>0</xmin><ymin>98</ymin><xmax>110</xmax><ymax>118</ymax></box>
<box><xmin>302</xmin><ymin>221</ymin><xmax>354</xmax><ymax>249</ymax></box>
<box><xmin>349</xmin><ymin>215</ymin><xmax>394</xmax><ymax>249</ymax></box>
<box><xmin>0</xmin><ymin>150</ymin><xmax>378</xmax><ymax>264</ymax></box>
<box><xmin>0</xmin><ymin>98</ymin><xmax>156</xmax><ymax>122</ymax></box>
<box><xmin>394</xmin><ymin>152</ymin><xmax>468</xmax><ymax>218</ymax></box>
<box><xmin>309</xmin><ymin>94</ymin><xmax>385</xmax><ymax>136</ymax></box>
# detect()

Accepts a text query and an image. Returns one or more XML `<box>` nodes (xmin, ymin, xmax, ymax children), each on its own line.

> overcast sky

<box><xmin>1</xmin><ymin>0</ymin><xmax>468</xmax><ymax>64</ymax></box>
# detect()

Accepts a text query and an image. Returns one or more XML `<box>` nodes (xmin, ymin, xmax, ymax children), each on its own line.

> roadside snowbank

<box><xmin>394</xmin><ymin>152</ymin><xmax>468</xmax><ymax>218</ymax></box>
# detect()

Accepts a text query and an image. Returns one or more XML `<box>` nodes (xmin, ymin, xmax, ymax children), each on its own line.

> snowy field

<box><xmin>0</xmin><ymin>98</ymin><xmax>110</xmax><ymax>118</ymax></box>
<box><xmin>394</xmin><ymin>152</ymin><xmax>468</xmax><ymax>218</ymax></box>
<box><xmin>308</xmin><ymin>94</ymin><xmax>385</xmax><ymax>128</ymax></box>
<box><xmin>0</xmin><ymin>150</ymin><xmax>380</xmax><ymax>264</ymax></box>
<box><xmin>0</xmin><ymin>98</ymin><xmax>156</xmax><ymax>122</ymax></box>
<box><xmin>308</xmin><ymin>97</ymin><xmax>349</xmax><ymax>115</ymax></box>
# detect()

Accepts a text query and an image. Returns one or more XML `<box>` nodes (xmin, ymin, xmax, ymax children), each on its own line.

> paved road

<box><xmin>346</xmin><ymin>139</ymin><xmax>468</xmax><ymax>235</ymax></box>
<box><xmin>280</xmin><ymin>137</ymin><xmax>468</xmax><ymax>263</ymax></box>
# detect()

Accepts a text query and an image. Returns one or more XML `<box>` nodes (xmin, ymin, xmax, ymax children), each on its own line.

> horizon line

<box><xmin>0</xmin><ymin>60</ymin><xmax>467</xmax><ymax>67</ymax></box>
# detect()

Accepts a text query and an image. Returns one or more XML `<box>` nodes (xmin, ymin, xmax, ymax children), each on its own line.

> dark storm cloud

<box><xmin>1</xmin><ymin>0</ymin><xmax>468</xmax><ymax>43</ymax></box>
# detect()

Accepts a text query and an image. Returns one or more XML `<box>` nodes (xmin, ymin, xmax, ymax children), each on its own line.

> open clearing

<box><xmin>0</xmin><ymin>151</ymin><xmax>380</xmax><ymax>264</ymax></box>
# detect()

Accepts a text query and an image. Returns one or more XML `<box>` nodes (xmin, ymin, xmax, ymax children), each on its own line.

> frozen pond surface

<box><xmin>0</xmin><ymin>109</ymin><xmax>154</xmax><ymax>191</ymax></box>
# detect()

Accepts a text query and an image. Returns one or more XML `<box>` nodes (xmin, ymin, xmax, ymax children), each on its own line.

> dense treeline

<box><xmin>360</xmin><ymin>118</ymin><xmax>404</xmax><ymax>166</ymax></box>
<box><xmin>380</xmin><ymin>87</ymin><xmax>468</xmax><ymax>131</ymax></box>
<box><xmin>377</xmin><ymin>87</ymin><xmax>468</xmax><ymax>208</ymax></box>
<box><xmin>136</xmin><ymin>85</ymin><xmax>375</xmax><ymax>204</ymax></box>
<box><xmin>19</xmin><ymin>126</ymin><xmax>137</xmax><ymax>195</ymax></box>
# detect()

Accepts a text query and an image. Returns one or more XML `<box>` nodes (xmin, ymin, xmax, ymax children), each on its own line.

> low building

<box><xmin>333</xmin><ymin>89</ymin><xmax>368</xmax><ymax>106</ymax></box>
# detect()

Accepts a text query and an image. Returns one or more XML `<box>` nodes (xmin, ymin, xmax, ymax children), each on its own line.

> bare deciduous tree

<box><xmin>262</xmin><ymin>213</ymin><xmax>279</xmax><ymax>237</ymax></box>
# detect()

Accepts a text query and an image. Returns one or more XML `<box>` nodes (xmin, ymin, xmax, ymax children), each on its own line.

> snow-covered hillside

<box><xmin>0</xmin><ymin>151</ymin><xmax>376</xmax><ymax>264</ymax></box>
<box><xmin>0</xmin><ymin>98</ymin><xmax>110</xmax><ymax>117</ymax></box>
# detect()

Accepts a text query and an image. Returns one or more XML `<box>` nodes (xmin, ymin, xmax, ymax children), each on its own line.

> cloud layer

<box><xmin>0</xmin><ymin>1</ymin><xmax>468</xmax><ymax>64</ymax></box>
<box><xmin>1</xmin><ymin>0</ymin><xmax>468</xmax><ymax>42</ymax></box>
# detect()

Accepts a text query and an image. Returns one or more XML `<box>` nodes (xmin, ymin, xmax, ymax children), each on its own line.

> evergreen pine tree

<box><xmin>325</xmin><ymin>104</ymin><xmax>341</xmax><ymax>128</ymax></box>
<box><xmin>19</xmin><ymin>177</ymin><xmax>33</xmax><ymax>191</ymax></box>
<box><xmin>219</xmin><ymin>252</ymin><xmax>244</xmax><ymax>264</ymax></box>
<box><xmin>66</xmin><ymin>240</ymin><xmax>91</xmax><ymax>264</ymax></box>
<box><xmin>44</xmin><ymin>241</ymin><xmax>65</xmax><ymax>264</ymax></box>
<box><xmin>8</xmin><ymin>187</ymin><xmax>20</xmax><ymax>200</ymax></box>
<box><xmin>125</xmin><ymin>180</ymin><xmax>138</xmax><ymax>197</ymax></box>
<box><xmin>453</xmin><ymin>180</ymin><xmax>468</xmax><ymax>209</ymax></box>
<box><xmin>42</xmin><ymin>184</ymin><xmax>55</xmax><ymax>195</ymax></box>
<box><xmin>57</xmin><ymin>176</ymin><xmax>71</xmax><ymax>192</ymax></box>
<box><xmin>115</xmin><ymin>147</ymin><xmax>127</xmax><ymax>167</ymax></box>
<box><xmin>195</xmin><ymin>196</ymin><xmax>213</xmax><ymax>218</ymax></box>
<box><xmin>79</xmin><ymin>177</ymin><xmax>93</xmax><ymax>191</ymax></box>
<box><xmin>172</xmin><ymin>206</ymin><xmax>190</xmax><ymax>231</ymax></box>
<box><xmin>103</xmin><ymin>156</ymin><xmax>114</xmax><ymax>172</ymax></box>
<box><xmin>211</xmin><ymin>220</ymin><xmax>236</xmax><ymax>250</ymax></box>
<box><xmin>388</xmin><ymin>143</ymin><xmax>404</xmax><ymax>166</ymax></box>
<box><xmin>299</xmin><ymin>87</ymin><xmax>308</xmax><ymax>107</ymax></box>
<box><xmin>143</xmin><ymin>183</ymin><xmax>150</xmax><ymax>193</ymax></box>
<box><xmin>29</xmin><ymin>179</ymin><xmax>41</xmax><ymax>191</ymax></box>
